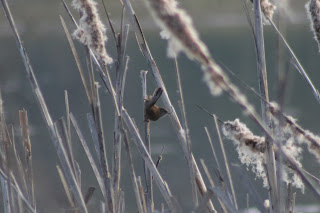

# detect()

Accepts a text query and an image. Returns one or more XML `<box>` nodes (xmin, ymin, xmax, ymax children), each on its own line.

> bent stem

<box><xmin>140</xmin><ymin>70</ymin><xmax>153</xmax><ymax>212</ymax></box>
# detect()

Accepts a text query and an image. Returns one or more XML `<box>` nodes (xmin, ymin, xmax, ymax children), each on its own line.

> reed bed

<box><xmin>1</xmin><ymin>0</ymin><xmax>320</xmax><ymax>212</ymax></box>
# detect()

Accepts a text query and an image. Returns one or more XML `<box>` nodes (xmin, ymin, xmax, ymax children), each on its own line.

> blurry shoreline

<box><xmin>0</xmin><ymin>11</ymin><xmax>310</xmax><ymax>38</ymax></box>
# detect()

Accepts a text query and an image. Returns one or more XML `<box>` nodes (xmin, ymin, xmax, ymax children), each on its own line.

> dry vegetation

<box><xmin>1</xmin><ymin>0</ymin><xmax>320</xmax><ymax>212</ymax></box>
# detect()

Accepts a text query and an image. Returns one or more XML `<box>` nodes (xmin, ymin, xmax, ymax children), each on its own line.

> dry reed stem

<box><xmin>200</xmin><ymin>159</ymin><xmax>228</xmax><ymax>213</ymax></box>
<box><xmin>18</xmin><ymin>109</ymin><xmax>35</xmax><ymax>208</ymax></box>
<box><xmin>91</xmin><ymin>83</ymin><xmax>113</xmax><ymax>212</ymax></box>
<box><xmin>0</xmin><ymin>177</ymin><xmax>11</xmax><ymax>213</ymax></box>
<box><xmin>9</xmin><ymin>125</ymin><xmax>24</xmax><ymax>213</ymax></box>
<box><xmin>121</xmin><ymin>0</ymin><xmax>217</xmax><ymax>211</ymax></box>
<box><xmin>112</xmin><ymin>18</ymin><xmax>129</xmax><ymax>210</ymax></box>
<box><xmin>122</xmin><ymin>130</ymin><xmax>145</xmax><ymax>213</ymax></box>
<box><xmin>193</xmin><ymin>188</ymin><xmax>214</xmax><ymax>213</ymax></box>
<box><xmin>252</xmin><ymin>1</ymin><xmax>277</xmax><ymax>206</ymax></box>
<box><xmin>204</xmin><ymin>127</ymin><xmax>221</xmax><ymax>171</ymax></box>
<box><xmin>57</xmin><ymin>165</ymin><xmax>76</xmax><ymax>208</ymax></box>
<box><xmin>0</xmin><ymin>0</ymin><xmax>88</xmax><ymax>211</ymax></box>
<box><xmin>267</xmin><ymin>16</ymin><xmax>320</xmax><ymax>103</ymax></box>
<box><xmin>70</xmin><ymin>113</ymin><xmax>107</xmax><ymax>199</ymax></box>
<box><xmin>61</xmin><ymin>10</ymin><xmax>116</xmax><ymax>210</ymax></box>
<box><xmin>140</xmin><ymin>70</ymin><xmax>153</xmax><ymax>212</ymax></box>
<box><xmin>137</xmin><ymin>177</ymin><xmax>148</xmax><ymax>213</ymax></box>
<box><xmin>232</xmin><ymin>164</ymin><xmax>266</xmax><ymax>212</ymax></box>
<box><xmin>0</xmin><ymin>168</ymin><xmax>36</xmax><ymax>213</ymax></box>
<box><xmin>0</xmin><ymin>93</ymin><xmax>13</xmax><ymax>213</ymax></box>
<box><xmin>213</xmin><ymin>116</ymin><xmax>238</xmax><ymax>209</ymax></box>
<box><xmin>60</xmin><ymin>16</ymin><xmax>91</xmax><ymax>104</ymax></box>
<box><xmin>122</xmin><ymin>108</ymin><xmax>182</xmax><ymax>212</ymax></box>
<box><xmin>174</xmin><ymin>57</ymin><xmax>198</xmax><ymax>206</ymax></box>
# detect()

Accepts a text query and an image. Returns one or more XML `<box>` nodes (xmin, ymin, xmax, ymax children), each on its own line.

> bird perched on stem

<box><xmin>144</xmin><ymin>88</ymin><xmax>169</xmax><ymax>122</ymax></box>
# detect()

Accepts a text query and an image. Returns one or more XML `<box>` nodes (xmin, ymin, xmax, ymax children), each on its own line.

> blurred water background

<box><xmin>1</xmin><ymin>0</ymin><xmax>320</xmax><ymax>212</ymax></box>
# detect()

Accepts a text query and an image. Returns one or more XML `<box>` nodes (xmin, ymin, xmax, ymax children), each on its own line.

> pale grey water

<box><xmin>1</xmin><ymin>5</ymin><xmax>320</xmax><ymax>212</ymax></box>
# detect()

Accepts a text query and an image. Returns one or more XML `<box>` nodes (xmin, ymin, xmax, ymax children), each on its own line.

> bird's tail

<box><xmin>149</xmin><ymin>87</ymin><xmax>163</xmax><ymax>107</ymax></box>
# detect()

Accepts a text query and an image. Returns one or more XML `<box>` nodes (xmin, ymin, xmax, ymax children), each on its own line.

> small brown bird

<box><xmin>144</xmin><ymin>88</ymin><xmax>169</xmax><ymax>121</ymax></box>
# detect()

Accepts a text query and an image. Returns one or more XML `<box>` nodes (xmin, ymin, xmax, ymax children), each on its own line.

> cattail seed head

<box><xmin>223</xmin><ymin>119</ymin><xmax>266</xmax><ymax>153</ymax></box>
<box><xmin>264</xmin><ymin>200</ymin><xmax>270</xmax><ymax>210</ymax></box>
<box><xmin>222</xmin><ymin>118</ymin><xmax>304</xmax><ymax>191</ymax></box>
<box><xmin>146</xmin><ymin>0</ymin><xmax>210</xmax><ymax>63</ymax></box>
<box><xmin>222</xmin><ymin>119</ymin><xmax>268</xmax><ymax>186</ymax></box>
<box><xmin>261</xmin><ymin>0</ymin><xmax>276</xmax><ymax>19</ymax></box>
<box><xmin>306</xmin><ymin>0</ymin><xmax>320</xmax><ymax>51</ymax></box>
<box><xmin>72</xmin><ymin>0</ymin><xmax>113</xmax><ymax>64</ymax></box>
<box><xmin>251</xmin><ymin>0</ymin><xmax>276</xmax><ymax>20</ymax></box>
<box><xmin>202</xmin><ymin>64</ymin><xmax>226</xmax><ymax>96</ymax></box>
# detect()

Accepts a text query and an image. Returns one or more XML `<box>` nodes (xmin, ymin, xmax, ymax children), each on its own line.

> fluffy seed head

<box><xmin>264</xmin><ymin>200</ymin><xmax>270</xmax><ymax>210</ymax></box>
<box><xmin>306</xmin><ymin>0</ymin><xmax>320</xmax><ymax>51</ymax></box>
<box><xmin>261</xmin><ymin>0</ymin><xmax>276</xmax><ymax>19</ymax></box>
<box><xmin>223</xmin><ymin>119</ymin><xmax>266</xmax><ymax>153</ymax></box>
<box><xmin>72</xmin><ymin>0</ymin><xmax>113</xmax><ymax>64</ymax></box>
<box><xmin>222</xmin><ymin>118</ymin><xmax>304</xmax><ymax>191</ymax></box>
<box><xmin>202</xmin><ymin>64</ymin><xmax>227</xmax><ymax>96</ymax></box>
<box><xmin>147</xmin><ymin>0</ymin><xmax>210</xmax><ymax>63</ymax></box>
<box><xmin>222</xmin><ymin>119</ymin><xmax>268</xmax><ymax>186</ymax></box>
<box><xmin>251</xmin><ymin>0</ymin><xmax>276</xmax><ymax>20</ymax></box>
